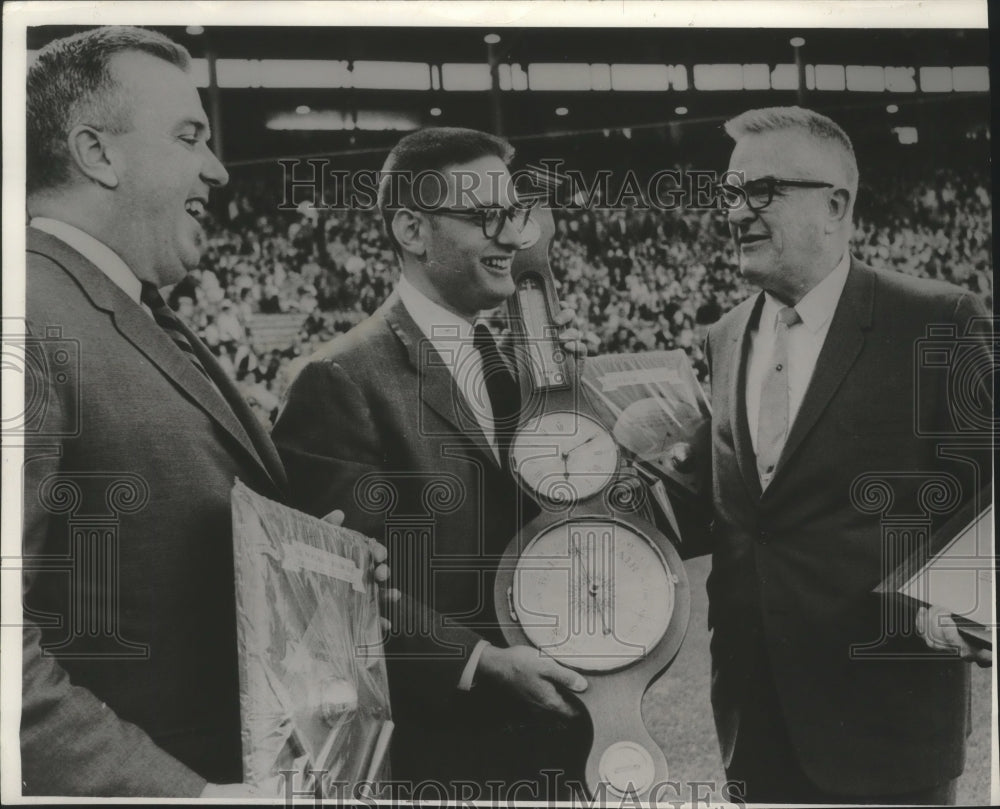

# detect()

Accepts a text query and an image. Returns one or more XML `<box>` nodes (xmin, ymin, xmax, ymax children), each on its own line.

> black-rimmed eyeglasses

<box><xmin>421</xmin><ymin>199</ymin><xmax>540</xmax><ymax>239</ymax></box>
<box><xmin>716</xmin><ymin>177</ymin><xmax>835</xmax><ymax>212</ymax></box>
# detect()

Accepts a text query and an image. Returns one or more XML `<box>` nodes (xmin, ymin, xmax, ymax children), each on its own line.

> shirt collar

<box><xmin>794</xmin><ymin>251</ymin><xmax>851</xmax><ymax>333</ymax></box>
<box><xmin>761</xmin><ymin>251</ymin><xmax>851</xmax><ymax>334</ymax></box>
<box><xmin>397</xmin><ymin>274</ymin><xmax>475</xmax><ymax>346</ymax></box>
<box><xmin>30</xmin><ymin>217</ymin><xmax>143</xmax><ymax>305</ymax></box>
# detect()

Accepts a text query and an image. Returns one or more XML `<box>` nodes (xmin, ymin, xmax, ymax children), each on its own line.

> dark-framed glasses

<box><xmin>423</xmin><ymin>198</ymin><xmax>540</xmax><ymax>239</ymax></box>
<box><xmin>716</xmin><ymin>177</ymin><xmax>835</xmax><ymax>212</ymax></box>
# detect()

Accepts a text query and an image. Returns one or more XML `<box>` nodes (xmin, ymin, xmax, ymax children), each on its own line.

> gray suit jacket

<box><xmin>705</xmin><ymin>258</ymin><xmax>989</xmax><ymax>794</ymax></box>
<box><xmin>21</xmin><ymin>228</ymin><xmax>287</xmax><ymax>796</ymax></box>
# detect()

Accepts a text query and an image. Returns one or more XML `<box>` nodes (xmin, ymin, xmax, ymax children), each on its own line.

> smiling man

<box><xmin>704</xmin><ymin>106</ymin><xmax>991</xmax><ymax>804</ymax></box>
<box><xmin>273</xmin><ymin>128</ymin><xmax>590</xmax><ymax>797</ymax></box>
<box><xmin>21</xmin><ymin>26</ymin><xmax>393</xmax><ymax>798</ymax></box>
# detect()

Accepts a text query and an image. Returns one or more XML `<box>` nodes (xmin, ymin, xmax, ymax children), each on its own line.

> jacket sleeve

<box><xmin>19</xmin><ymin>332</ymin><xmax>206</xmax><ymax>797</ymax></box>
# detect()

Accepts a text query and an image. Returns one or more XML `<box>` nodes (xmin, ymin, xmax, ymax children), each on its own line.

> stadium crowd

<box><xmin>170</xmin><ymin>164</ymin><xmax>992</xmax><ymax>425</ymax></box>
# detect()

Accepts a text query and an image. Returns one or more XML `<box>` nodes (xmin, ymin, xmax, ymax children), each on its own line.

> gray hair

<box><xmin>27</xmin><ymin>26</ymin><xmax>191</xmax><ymax>194</ymax></box>
<box><xmin>724</xmin><ymin>106</ymin><xmax>858</xmax><ymax>200</ymax></box>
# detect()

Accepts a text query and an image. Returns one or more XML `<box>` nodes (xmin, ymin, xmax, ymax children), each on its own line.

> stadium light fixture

<box><xmin>186</xmin><ymin>26</ymin><xmax>205</xmax><ymax>36</ymax></box>
<box><xmin>790</xmin><ymin>36</ymin><xmax>805</xmax><ymax>47</ymax></box>
<box><xmin>675</xmin><ymin>106</ymin><xmax>688</xmax><ymax>115</ymax></box>
<box><xmin>484</xmin><ymin>33</ymin><xmax>501</xmax><ymax>45</ymax></box>
<box><xmin>886</xmin><ymin>103</ymin><xmax>899</xmax><ymax>113</ymax></box>
<box><xmin>430</xmin><ymin>107</ymin><xmax>442</xmax><ymax>117</ymax></box>
<box><xmin>296</xmin><ymin>105</ymin><xmax>311</xmax><ymax>115</ymax></box>
<box><xmin>555</xmin><ymin>106</ymin><xmax>569</xmax><ymax>116</ymax></box>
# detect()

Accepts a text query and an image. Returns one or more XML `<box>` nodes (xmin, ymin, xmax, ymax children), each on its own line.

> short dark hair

<box><xmin>377</xmin><ymin>126</ymin><xmax>515</xmax><ymax>254</ymax></box>
<box><xmin>27</xmin><ymin>26</ymin><xmax>191</xmax><ymax>194</ymax></box>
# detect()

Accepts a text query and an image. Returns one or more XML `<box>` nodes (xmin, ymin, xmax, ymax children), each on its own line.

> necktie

<box><xmin>140</xmin><ymin>282</ymin><xmax>211</xmax><ymax>379</ymax></box>
<box><xmin>756</xmin><ymin>305</ymin><xmax>801</xmax><ymax>488</ymax></box>
<box><xmin>473</xmin><ymin>324</ymin><xmax>521</xmax><ymax>467</ymax></box>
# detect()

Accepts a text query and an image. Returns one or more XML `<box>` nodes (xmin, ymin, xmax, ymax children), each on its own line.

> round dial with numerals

<box><xmin>509</xmin><ymin>411</ymin><xmax>620</xmax><ymax>503</ymax></box>
<box><xmin>510</xmin><ymin>517</ymin><xmax>675</xmax><ymax>672</ymax></box>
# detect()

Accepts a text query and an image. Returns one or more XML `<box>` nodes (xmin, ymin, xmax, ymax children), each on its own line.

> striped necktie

<box><xmin>140</xmin><ymin>282</ymin><xmax>211</xmax><ymax>379</ymax></box>
<box><xmin>756</xmin><ymin>305</ymin><xmax>802</xmax><ymax>489</ymax></box>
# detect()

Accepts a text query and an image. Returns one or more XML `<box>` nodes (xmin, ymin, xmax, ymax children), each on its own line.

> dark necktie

<box><xmin>140</xmin><ymin>282</ymin><xmax>211</xmax><ymax>379</ymax></box>
<box><xmin>473</xmin><ymin>324</ymin><xmax>521</xmax><ymax>467</ymax></box>
<box><xmin>756</xmin><ymin>305</ymin><xmax>802</xmax><ymax>488</ymax></box>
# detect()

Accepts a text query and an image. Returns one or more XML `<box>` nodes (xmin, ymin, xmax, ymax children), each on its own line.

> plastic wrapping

<box><xmin>231</xmin><ymin>480</ymin><xmax>392</xmax><ymax>798</ymax></box>
<box><xmin>580</xmin><ymin>350</ymin><xmax>711</xmax><ymax>497</ymax></box>
<box><xmin>579</xmin><ymin>351</ymin><xmax>713</xmax><ymax>553</ymax></box>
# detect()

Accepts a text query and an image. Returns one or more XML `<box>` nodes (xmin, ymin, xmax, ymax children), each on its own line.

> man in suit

<box><xmin>705</xmin><ymin>106</ymin><xmax>992</xmax><ymax>804</ymax></box>
<box><xmin>273</xmin><ymin>127</ymin><xmax>590</xmax><ymax>798</ymax></box>
<box><xmin>21</xmin><ymin>26</ymin><xmax>390</xmax><ymax>797</ymax></box>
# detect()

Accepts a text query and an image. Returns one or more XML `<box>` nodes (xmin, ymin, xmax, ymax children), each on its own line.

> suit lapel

<box><xmin>728</xmin><ymin>293</ymin><xmax>765</xmax><ymax>500</ymax></box>
<box><xmin>773</xmin><ymin>260</ymin><xmax>873</xmax><ymax>481</ymax></box>
<box><xmin>175</xmin><ymin>316</ymin><xmax>288</xmax><ymax>493</ymax></box>
<box><xmin>28</xmin><ymin>229</ymin><xmax>284</xmax><ymax>492</ymax></box>
<box><xmin>382</xmin><ymin>293</ymin><xmax>500</xmax><ymax>469</ymax></box>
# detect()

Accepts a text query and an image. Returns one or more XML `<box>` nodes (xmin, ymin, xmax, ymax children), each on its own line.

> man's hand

<box><xmin>323</xmin><ymin>509</ymin><xmax>400</xmax><ymax>631</ymax></box>
<box><xmin>497</xmin><ymin>307</ymin><xmax>589</xmax><ymax>357</ymax></box>
<box><xmin>916</xmin><ymin>605</ymin><xmax>992</xmax><ymax>667</ymax></box>
<box><xmin>554</xmin><ymin>307</ymin><xmax>588</xmax><ymax>357</ymax></box>
<box><xmin>477</xmin><ymin>644</ymin><xmax>587</xmax><ymax>718</ymax></box>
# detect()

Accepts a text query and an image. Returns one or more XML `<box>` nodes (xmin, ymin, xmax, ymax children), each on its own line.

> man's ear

<box><xmin>67</xmin><ymin>124</ymin><xmax>120</xmax><ymax>188</ymax></box>
<box><xmin>391</xmin><ymin>209</ymin><xmax>427</xmax><ymax>257</ymax></box>
<box><xmin>826</xmin><ymin>188</ymin><xmax>852</xmax><ymax>231</ymax></box>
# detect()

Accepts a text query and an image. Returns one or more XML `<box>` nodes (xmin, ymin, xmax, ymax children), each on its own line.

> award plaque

<box><xmin>231</xmin><ymin>480</ymin><xmax>393</xmax><ymax>797</ymax></box>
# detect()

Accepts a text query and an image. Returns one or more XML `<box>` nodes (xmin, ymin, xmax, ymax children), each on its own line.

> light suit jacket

<box><xmin>21</xmin><ymin>228</ymin><xmax>287</xmax><ymax>796</ymax></box>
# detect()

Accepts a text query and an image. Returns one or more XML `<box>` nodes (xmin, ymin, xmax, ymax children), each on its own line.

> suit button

<box><xmin>758</xmin><ymin>530</ymin><xmax>769</xmax><ymax>544</ymax></box>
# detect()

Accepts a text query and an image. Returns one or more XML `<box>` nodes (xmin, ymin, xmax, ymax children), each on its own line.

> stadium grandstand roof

<box><xmin>27</xmin><ymin>26</ymin><xmax>988</xmax><ymax>67</ymax></box>
<box><xmin>26</xmin><ymin>26</ymin><xmax>990</xmax><ymax>165</ymax></box>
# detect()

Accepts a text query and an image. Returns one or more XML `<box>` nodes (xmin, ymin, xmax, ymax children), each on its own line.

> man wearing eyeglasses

<box><xmin>705</xmin><ymin>106</ymin><xmax>991</xmax><ymax>804</ymax></box>
<box><xmin>273</xmin><ymin>127</ymin><xmax>589</xmax><ymax>797</ymax></box>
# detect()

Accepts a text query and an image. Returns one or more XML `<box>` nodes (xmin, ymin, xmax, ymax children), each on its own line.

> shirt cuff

<box><xmin>457</xmin><ymin>639</ymin><xmax>491</xmax><ymax>691</ymax></box>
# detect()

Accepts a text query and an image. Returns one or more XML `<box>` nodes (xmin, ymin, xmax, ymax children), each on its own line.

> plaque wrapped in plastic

<box><xmin>580</xmin><ymin>351</ymin><xmax>711</xmax><ymax>495</ymax></box>
<box><xmin>580</xmin><ymin>350</ymin><xmax>712</xmax><ymax>554</ymax></box>
<box><xmin>876</xmin><ymin>487</ymin><xmax>994</xmax><ymax>649</ymax></box>
<box><xmin>231</xmin><ymin>480</ymin><xmax>392</xmax><ymax>798</ymax></box>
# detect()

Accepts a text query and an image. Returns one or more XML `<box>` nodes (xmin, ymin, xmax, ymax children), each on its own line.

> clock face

<box><xmin>510</xmin><ymin>411</ymin><xmax>620</xmax><ymax>503</ymax></box>
<box><xmin>510</xmin><ymin>518</ymin><xmax>675</xmax><ymax>672</ymax></box>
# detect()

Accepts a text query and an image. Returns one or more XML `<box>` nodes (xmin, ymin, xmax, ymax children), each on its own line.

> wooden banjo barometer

<box><xmin>493</xmin><ymin>202</ymin><xmax>691</xmax><ymax>801</ymax></box>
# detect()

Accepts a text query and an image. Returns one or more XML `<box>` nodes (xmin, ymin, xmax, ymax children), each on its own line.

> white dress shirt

<box><xmin>30</xmin><ymin>217</ymin><xmax>147</xmax><ymax>311</ymax></box>
<box><xmin>396</xmin><ymin>275</ymin><xmax>503</xmax><ymax>689</ymax></box>
<box><xmin>746</xmin><ymin>252</ymin><xmax>851</xmax><ymax>460</ymax></box>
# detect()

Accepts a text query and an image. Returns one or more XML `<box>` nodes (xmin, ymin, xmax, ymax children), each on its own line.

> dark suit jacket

<box><xmin>21</xmin><ymin>228</ymin><xmax>288</xmax><ymax>796</ymax></box>
<box><xmin>705</xmin><ymin>258</ymin><xmax>990</xmax><ymax>795</ymax></box>
<box><xmin>273</xmin><ymin>292</ymin><xmax>585</xmax><ymax>785</ymax></box>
